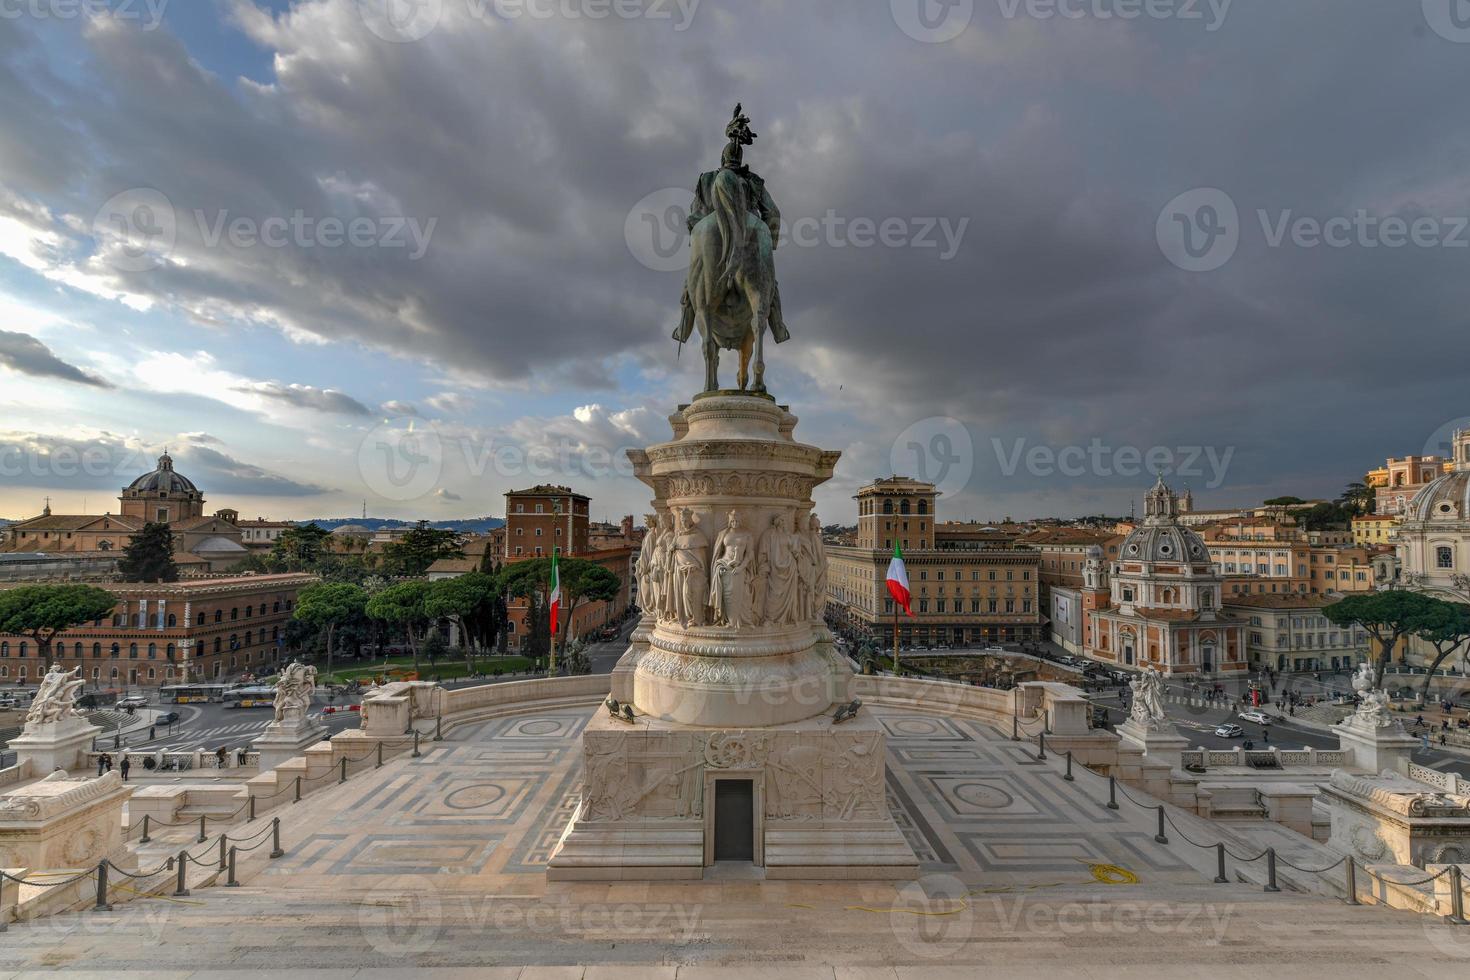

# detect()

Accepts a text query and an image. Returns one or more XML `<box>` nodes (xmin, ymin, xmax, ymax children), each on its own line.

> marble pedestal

<box><xmin>0</xmin><ymin>770</ymin><xmax>134</xmax><ymax>870</ymax></box>
<box><xmin>1119</xmin><ymin>720</ymin><xmax>1191</xmax><ymax>771</ymax></box>
<box><xmin>549</xmin><ymin>393</ymin><xmax>917</xmax><ymax>880</ymax></box>
<box><xmin>7</xmin><ymin>716</ymin><xmax>101</xmax><ymax>775</ymax></box>
<box><xmin>252</xmin><ymin>718</ymin><xmax>328</xmax><ymax>773</ymax></box>
<box><xmin>1334</xmin><ymin>715</ymin><xmax>1420</xmax><ymax>776</ymax></box>
<box><xmin>547</xmin><ymin>709</ymin><xmax>917</xmax><ymax>880</ymax></box>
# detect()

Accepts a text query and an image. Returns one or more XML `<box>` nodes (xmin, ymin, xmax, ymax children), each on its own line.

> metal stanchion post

<box><xmin>94</xmin><ymin>861</ymin><xmax>112</xmax><ymax>912</ymax></box>
<box><xmin>413</xmin><ymin>730</ymin><xmax>421</xmax><ymax>758</ymax></box>
<box><xmin>174</xmin><ymin>852</ymin><xmax>190</xmax><ymax>898</ymax></box>
<box><xmin>1011</xmin><ymin>716</ymin><xmax>1018</xmax><ymax>742</ymax></box>
<box><xmin>1214</xmin><ymin>843</ymin><xmax>1227</xmax><ymax>884</ymax></box>
<box><xmin>1448</xmin><ymin>866</ymin><xmax>1468</xmax><ymax>925</ymax></box>
<box><xmin>1037</xmin><ymin>732</ymin><xmax>1047</xmax><ymax>761</ymax></box>
<box><xmin>434</xmin><ymin>716</ymin><xmax>443</xmax><ymax>742</ymax></box>
<box><xmin>0</xmin><ymin>874</ymin><xmax>7</xmax><ymax>933</ymax></box>
<box><xmin>227</xmin><ymin>847</ymin><xmax>239</xmax><ymax>888</ymax></box>
<box><xmin>1107</xmin><ymin>776</ymin><xmax>1119</xmax><ymax>810</ymax></box>
<box><xmin>376</xmin><ymin>742</ymin><xmax>384</xmax><ymax>769</ymax></box>
<box><xmin>197</xmin><ymin>814</ymin><xmax>207</xmax><ymax>844</ymax></box>
<box><xmin>218</xmin><ymin>836</ymin><xmax>227</xmax><ymax>872</ymax></box>
<box><xmin>339</xmin><ymin>758</ymin><xmax>347</xmax><ymax>784</ymax></box>
<box><xmin>270</xmin><ymin>818</ymin><xmax>284</xmax><ymax>860</ymax></box>
<box><xmin>1064</xmin><ymin>751</ymin><xmax>1074</xmax><ymax>781</ymax></box>
<box><xmin>1155</xmin><ymin>806</ymin><xmax>1168</xmax><ymax>844</ymax></box>
<box><xmin>249</xmin><ymin>795</ymin><xmax>256</xmax><ymax>822</ymax></box>
<box><xmin>1345</xmin><ymin>857</ymin><xmax>1359</xmax><ymax>905</ymax></box>
<box><xmin>294</xmin><ymin>776</ymin><xmax>302</xmax><ymax>803</ymax></box>
<box><xmin>140</xmin><ymin>814</ymin><xmax>151</xmax><ymax>844</ymax></box>
<box><xmin>1264</xmin><ymin>848</ymin><xmax>1281</xmax><ymax>892</ymax></box>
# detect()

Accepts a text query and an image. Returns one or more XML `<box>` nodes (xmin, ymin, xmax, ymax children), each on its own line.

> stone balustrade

<box><xmin>1180</xmin><ymin>747</ymin><xmax>1348</xmax><ymax>770</ymax></box>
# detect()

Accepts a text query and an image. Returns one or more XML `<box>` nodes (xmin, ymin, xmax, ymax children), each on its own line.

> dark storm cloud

<box><xmin>0</xmin><ymin>330</ymin><xmax>112</xmax><ymax>388</ymax></box>
<box><xmin>231</xmin><ymin>380</ymin><xmax>373</xmax><ymax>416</ymax></box>
<box><xmin>1</xmin><ymin>2</ymin><xmax>1467</xmax><ymax>516</ymax></box>
<box><xmin>180</xmin><ymin>444</ymin><xmax>331</xmax><ymax>497</ymax></box>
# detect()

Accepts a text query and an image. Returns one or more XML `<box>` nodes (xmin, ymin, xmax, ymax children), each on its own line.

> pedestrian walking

<box><xmin>149</xmin><ymin>724</ymin><xmax>156</xmax><ymax>741</ymax></box>
<box><xmin>120</xmin><ymin>757</ymin><xmax>131</xmax><ymax>782</ymax></box>
<box><xmin>96</xmin><ymin>755</ymin><xmax>105</xmax><ymax>777</ymax></box>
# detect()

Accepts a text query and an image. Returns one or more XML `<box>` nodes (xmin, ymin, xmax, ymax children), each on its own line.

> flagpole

<box><xmin>549</xmin><ymin>546</ymin><xmax>559</xmax><ymax>678</ymax></box>
<box><xmin>893</xmin><ymin>605</ymin><xmax>900</xmax><ymax>676</ymax></box>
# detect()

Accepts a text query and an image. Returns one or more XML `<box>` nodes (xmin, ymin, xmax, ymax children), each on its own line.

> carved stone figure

<box><xmin>636</xmin><ymin>512</ymin><xmax>659</xmax><ymax>616</ymax></box>
<box><xmin>708</xmin><ymin>510</ymin><xmax>758</xmax><ymax>628</ymax></box>
<box><xmin>1350</xmin><ymin>662</ymin><xmax>1394</xmax><ymax>728</ymax></box>
<box><xmin>1129</xmin><ymin>666</ymin><xmax>1167</xmax><ymax>728</ymax></box>
<box><xmin>24</xmin><ymin>664</ymin><xmax>84</xmax><ymax>726</ymax></box>
<box><xmin>272</xmin><ymin>662</ymin><xmax>317</xmax><ymax>725</ymax></box>
<box><xmin>759</xmin><ymin>512</ymin><xmax>801</xmax><ymax>626</ymax></box>
<box><xmin>798</xmin><ymin>513</ymin><xmax>828</xmax><ymax>624</ymax></box>
<box><xmin>656</xmin><ymin>519</ymin><xmax>678</xmax><ymax>621</ymax></box>
<box><xmin>670</xmin><ymin>508</ymin><xmax>709</xmax><ymax>627</ymax></box>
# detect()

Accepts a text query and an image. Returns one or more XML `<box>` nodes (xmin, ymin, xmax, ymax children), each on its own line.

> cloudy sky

<box><xmin>1</xmin><ymin>0</ymin><xmax>1468</xmax><ymax>526</ymax></box>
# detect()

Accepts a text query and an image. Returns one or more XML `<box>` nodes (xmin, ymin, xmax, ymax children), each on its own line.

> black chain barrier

<box><xmin>1030</xmin><ymin>736</ymin><xmax>1469</xmax><ymax>919</ymax></box>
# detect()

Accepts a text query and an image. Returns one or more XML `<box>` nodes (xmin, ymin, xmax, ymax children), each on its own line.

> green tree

<box><xmin>1338</xmin><ymin>482</ymin><xmax>1374</xmax><ymax>515</ymax></box>
<box><xmin>0</xmin><ymin>584</ymin><xmax>118</xmax><ymax>662</ymax></box>
<box><xmin>366</xmin><ymin>580</ymin><xmax>431</xmax><ymax>673</ymax></box>
<box><xmin>424</xmin><ymin>572</ymin><xmax>502</xmax><ymax>676</ymax></box>
<box><xmin>381</xmin><ymin>521</ymin><xmax>464</xmax><ymax>577</ymax></box>
<box><xmin>293</xmin><ymin>581</ymin><xmax>368</xmax><ymax>681</ymax></box>
<box><xmin>1410</xmin><ymin>601</ymin><xmax>1470</xmax><ymax>703</ymax></box>
<box><xmin>118</xmin><ymin>522</ymin><xmax>178</xmax><ymax>583</ymax></box>
<box><xmin>273</xmin><ymin>523</ymin><xmax>331</xmax><ymax>568</ymax></box>
<box><xmin>1324</xmin><ymin>590</ymin><xmax>1448</xmax><ymax>687</ymax></box>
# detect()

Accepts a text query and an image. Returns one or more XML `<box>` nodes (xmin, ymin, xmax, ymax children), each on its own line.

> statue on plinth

<box><xmin>272</xmin><ymin>662</ymin><xmax>317</xmax><ymax>726</ymax></box>
<box><xmin>673</xmin><ymin>104</ymin><xmax>791</xmax><ymax>394</ymax></box>
<box><xmin>1349</xmin><ymin>661</ymin><xmax>1396</xmax><ymax>729</ymax></box>
<box><xmin>670</xmin><ymin>508</ymin><xmax>709</xmax><ymax>627</ymax></box>
<box><xmin>1129</xmin><ymin>666</ymin><xmax>1168</xmax><ymax>730</ymax></box>
<box><xmin>637</xmin><ymin>512</ymin><xmax>661</xmax><ymax>617</ymax></box>
<box><xmin>708</xmin><ymin>510</ymin><xmax>758</xmax><ymax>628</ymax></box>
<box><xmin>24</xmin><ymin>664</ymin><xmax>84</xmax><ymax>728</ymax></box>
<box><xmin>798</xmin><ymin>513</ymin><xmax>829</xmax><ymax>624</ymax></box>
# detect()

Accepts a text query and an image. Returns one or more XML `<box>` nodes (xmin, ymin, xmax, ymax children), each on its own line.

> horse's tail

<box><xmin>712</xmin><ymin>168</ymin><xmax>748</xmax><ymax>290</ymax></box>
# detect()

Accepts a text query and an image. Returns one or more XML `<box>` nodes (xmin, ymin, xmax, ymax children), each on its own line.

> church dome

<box><xmin>192</xmin><ymin>535</ymin><xmax>247</xmax><ymax>555</ymax></box>
<box><xmin>1119</xmin><ymin>523</ymin><xmax>1211</xmax><ymax>564</ymax></box>
<box><xmin>1407</xmin><ymin>470</ymin><xmax>1470</xmax><ymax>522</ymax></box>
<box><xmin>126</xmin><ymin>452</ymin><xmax>199</xmax><ymax>495</ymax></box>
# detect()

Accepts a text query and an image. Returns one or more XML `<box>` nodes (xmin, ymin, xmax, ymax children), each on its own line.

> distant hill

<box><xmin>305</xmin><ymin>517</ymin><xmax>505</xmax><ymax>534</ymax></box>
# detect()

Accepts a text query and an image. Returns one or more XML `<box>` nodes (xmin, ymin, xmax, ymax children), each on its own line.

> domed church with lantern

<box><xmin>2</xmin><ymin>451</ymin><xmax>249</xmax><ymax>574</ymax></box>
<box><xmin>1079</xmin><ymin>476</ymin><xmax>1248</xmax><ymax>675</ymax></box>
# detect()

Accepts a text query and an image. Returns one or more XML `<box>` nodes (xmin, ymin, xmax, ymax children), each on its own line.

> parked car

<box><xmin>1238</xmin><ymin>710</ymin><xmax>1271</xmax><ymax>725</ymax></box>
<box><xmin>155</xmin><ymin>710</ymin><xmax>180</xmax><ymax>725</ymax></box>
<box><xmin>117</xmin><ymin>695</ymin><xmax>149</xmax><ymax>709</ymax></box>
<box><xmin>1214</xmin><ymin>723</ymin><xmax>1244</xmax><ymax>738</ymax></box>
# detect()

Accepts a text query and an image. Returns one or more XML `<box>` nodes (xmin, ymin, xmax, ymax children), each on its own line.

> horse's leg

<box><xmin>738</xmin><ymin>333</ymin><xmax>752</xmax><ymax>391</ymax></box>
<box><xmin>749</xmin><ymin>285</ymin><xmax>769</xmax><ymax>394</ymax></box>
<box><xmin>700</xmin><ymin>313</ymin><xmax>718</xmax><ymax>391</ymax></box>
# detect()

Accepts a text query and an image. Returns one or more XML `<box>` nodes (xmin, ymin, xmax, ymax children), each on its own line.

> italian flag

<box><xmin>886</xmin><ymin>541</ymin><xmax>912</xmax><ymax>616</ymax></box>
<box><xmin>549</xmin><ymin>549</ymin><xmax>562</xmax><ymax>638</ymax></box>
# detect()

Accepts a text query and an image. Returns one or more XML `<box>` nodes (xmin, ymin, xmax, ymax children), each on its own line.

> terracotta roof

<box><xmin>10</xmin><ymin>514</ymin><xmax>142</xmax><ymax>532</ymax></box>
<box><xmin>1224</xmin><ymin>593</ymin><xmax>1331</xmax><ymax>610</ymax></box>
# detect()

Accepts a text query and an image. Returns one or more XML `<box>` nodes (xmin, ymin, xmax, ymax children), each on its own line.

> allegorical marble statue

<box><xmin>708</xmin><ymin>510</ymin><xmax>758</xmax><ymax>628</ymax></box>
<box><xmin>759</xmin><ymin>513</ymin><xmax>801</xmax><ymax>626</ymax></box>
<box><xmin>636</xmin><ymin>512</ymin><xmax>660</xmax><ymax>616</ymax></box>
<box><xmin>1350</xmin><ymin>661</ymin><xmax>1394</xmax><ymax>728</ymax></box>
<box><xmin>25</xmin><ymin>664</ymin><xmax>84</xmax><ymax>726</ymax></box>
<box><xmin>656</xmin><ymin>517</ymin><xmax>678</xmax><ymax>621</ymax></box>
<box><xmin>644</xmin><ymin>513</ymin><xmax>668</xmax><ymax>620</ymax></box>
<box><xmin>273</xmin><ymin>662</ymin><xmax>317</xmax><ymax>726</ymax></box>
<box><xmin>798</xmin><ymin>513</ymin><xmax>828</xmax><ymax>624</ymax></box>
<box><xmin>670</xmin><ymin>508</ymin><xmax>709</xmax><ymax>627</ymax></box>
<box><xmin>1129</xmin><ymin>666</ymin><xmax>1167</xmax><ymax>728</ymax></box>
<box><xmin>673</xmin><ymin>104</ymin><xmax>791</xmax><ymax>394</ymax></box>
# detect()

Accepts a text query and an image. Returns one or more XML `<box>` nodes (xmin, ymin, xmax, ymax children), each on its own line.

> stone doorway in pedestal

<box><xmin>704</xmin><ymin>771</ymin><xmax>764</xmax><ymax>870</ymax></box>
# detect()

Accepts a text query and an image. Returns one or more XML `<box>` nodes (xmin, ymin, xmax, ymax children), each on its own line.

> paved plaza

<box><xmin>2</xmin><ymin>699</ymin><xmax>1467</xmax><ymax>974</ymax></box>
